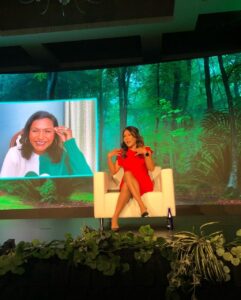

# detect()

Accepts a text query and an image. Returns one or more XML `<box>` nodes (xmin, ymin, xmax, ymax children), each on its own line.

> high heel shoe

<box><xmin>141</xmin><ymin>211</ymin><xmax>149</xmax><ymax>218</ymax></box>
<box><xmin>111</xmin><ymin>227</ymin><xmax>120</xmax><ymax>232</ymax></box>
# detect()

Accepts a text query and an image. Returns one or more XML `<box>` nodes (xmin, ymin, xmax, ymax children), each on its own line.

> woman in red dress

<box><xmin>107</xmin><ymin>126</ymin><xmax>155</xmax><ymax>231</ymax></box>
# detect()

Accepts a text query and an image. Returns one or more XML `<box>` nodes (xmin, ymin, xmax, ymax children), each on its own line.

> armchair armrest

<box><xmin>94</xmin><ymin>171</ymin><xmax>109</xmax><ymax>218</ymax></box>
<box><xmin>150</xmin><ymin>166</ymin><xmax>162</xmax><ymax>191</ymax></box>
<box><xmin>161</xmin><ymin>168</ymin><xmax>176</xmax><ymax>216</ymax></box>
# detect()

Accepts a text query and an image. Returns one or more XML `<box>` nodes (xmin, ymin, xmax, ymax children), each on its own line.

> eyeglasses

<box><xmin>30</xmin><ymin>129</ymin><xmax>55</xmax><ymax>136</ymax></box>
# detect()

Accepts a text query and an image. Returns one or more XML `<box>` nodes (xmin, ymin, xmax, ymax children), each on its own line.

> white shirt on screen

<box><xmin>0</xmin><ymin>146</ymin><xmax>39</xmax><ymax>178</ymax></box>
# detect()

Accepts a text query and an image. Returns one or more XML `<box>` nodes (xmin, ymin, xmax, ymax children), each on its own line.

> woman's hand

<box><xmin>107</xmin><ymin>148</ymin><xmax>122</xmax><ymax>159</ymax></box>
<box><xmin>107</xmin><ymin>148</ymin><xmax>121</xmax><ymax>175</ymax></box>
<box><xmin>55</xmin><ymin>126</ymin><xmax>72</xmax><ymax>142</ymax></box>
<box><xmin>136</xmin><ymin>146</ymin><xmax>155</xmax><ymax>171</ymax></box>
<box><xmin>135</xmin><ymin>146</ymin><xmax>148</xmax><ymax>156</ymax></box>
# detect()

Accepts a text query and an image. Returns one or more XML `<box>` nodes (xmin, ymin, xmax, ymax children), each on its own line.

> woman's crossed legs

<box><xmin>111</xmin><ymin>171</ymin><xmax>148</xmax><ymax>230</ymax></box>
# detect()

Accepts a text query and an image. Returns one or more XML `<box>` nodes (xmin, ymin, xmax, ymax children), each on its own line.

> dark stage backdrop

<box><xmin>0</xmin><ymin>52</ymin><xmax>241</xmax><ymax>217</ymax></box>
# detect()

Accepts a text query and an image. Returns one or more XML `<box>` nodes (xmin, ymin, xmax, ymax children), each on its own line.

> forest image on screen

<box><xmin>0</xmin><ymin>51</ymin><xmax>241</xmax><ymax>213</ymax></box>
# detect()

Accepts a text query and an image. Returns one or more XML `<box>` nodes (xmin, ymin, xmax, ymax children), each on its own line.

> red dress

<box><xmin>117</xmin><ymin>147</ymin><xmax>154</xmax><ymax>195</ymax></box>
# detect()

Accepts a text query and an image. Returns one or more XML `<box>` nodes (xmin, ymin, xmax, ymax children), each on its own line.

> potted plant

<box><xmin>164</xmin><ymin>222</ymin><xmax>241</xmax><ymax>299</ymax></box>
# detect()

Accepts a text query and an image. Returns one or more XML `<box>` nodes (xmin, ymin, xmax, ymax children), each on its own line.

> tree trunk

<box><xmin>97</xmin><ymin>69</ymin><xmax>104</xmax><ymax>169</ymax></box>
<box><xmin>182</xmin><ymin>60</ymin><xmax>192</xmax><ymax>111</ymax></box>
<box><xmin>233</xmin><ymin>56</ymin><xmax>240</xmax><ymax>98</ymax></box>
<box><xmin>46</xmin><ymin>72</ymin><xmax>58</xmax><ymax>99</ymax></box>
<box><xmin>204</xmin><ymin>57</ymin><xmax>214</xmax><ymax>111</ymax></box>
<box><xmin>155</xmin><ymin>63</ymin><xmax>160</xmax><ymax>131</ymax></box>
<box><xmin>172</xmin><ymin>68</ymin><xmax>181</xmax><ymax>110</ymax></box>
<box><xmin>154</xmin><ymin>64</ymin><xmax>160</xmax><ymax>154</ymax></box>
<box><xmin>218</xmin><ymin>55</ymin><xmax>238</xmax><ymax>190</ymax></box>
<box><xmin>170</xmin><ymin>66</ymin><xmax>181</xmax><ymax>168</ymax></box>
<box><xmin>118</xmin><ymin>67</ymin><xmax>131</xmax><ymax>139</ymax></box>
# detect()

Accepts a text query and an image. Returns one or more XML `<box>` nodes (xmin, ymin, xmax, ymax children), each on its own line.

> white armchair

<box><xmin>94</xmin><ymin>167</ymin><xmax>176</xmax><ymax>230</ymax></box>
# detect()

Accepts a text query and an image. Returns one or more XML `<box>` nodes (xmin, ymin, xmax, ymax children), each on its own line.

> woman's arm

<box><xmin>143</xmin><ymin>147</ymin><xmax>155</xmax><ymax>171</ymax></box>
<box><xmin>63</xmin><ymin>138</ymin><xmax>92</xmax><ymax>175</ymax></box>
<box><xmin>55</xmin><ymin>127</ymin><xmax>92</xmax><ymax>176</ymax></box>
<box><xmin>107</xmin><ymin>149</ymin><xmax>121</xmax><ymax>175</ymax></box>
<box><xmin>135</xmin><ymin>146</ymin><xmax>155</xmax><ymax>171</ymax></box>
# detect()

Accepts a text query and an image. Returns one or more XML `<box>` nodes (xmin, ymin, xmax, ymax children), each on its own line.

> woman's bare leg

<box><xmin>123</xmin><ymin>171</ymin><xmax>148</xmax><ymax>215</ymax></box>
<box><xmin>111</xmin><ymin>183</ymin><xmax>131</xmax><ymax>229</ymax></box>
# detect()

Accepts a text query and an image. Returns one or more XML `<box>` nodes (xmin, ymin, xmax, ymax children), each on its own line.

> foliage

<box><xmin>0</xmin><ymin>195</ymin><xmax>33</xmax><ymax>210</ymax></box>
<box><xmin>7</xmin><ymin>179</ymin><xmax>43</xmax><ymax>201</ymax></box>
<box><xmin>0</xmin><ymin>225</ymin><xmax>165</xmax><ymax>277</ymax></box>
<box><xmin>69</xmin><ymin>192</ymin><xmax>93</xmax><ymax>203</ymax></box>
<box><xmin>33</xmin><ymin>73</ymin><xmax>47</xmax><ymax>82</ymax></box>
<box><xmin>188</xmin><ymin>108</ymin><xmax>241</xmax><ymax>199</ymax></box>
<box><xmin>37</xmin><ymin>179</ymin><xmax>57</xmax><ymax>203</ymax></box>
<box><xmin>220</xmin><ymin>229</ymin><xmax>241</xmax><ymax>266</ymax></box>
<box><xmin>0</xmin><ymin>223</ymin><xmax>240</xmax><ymax>297</ymax></box>
<box><xmin>0</xmin><ymin>177</ymin><xmax>90</xmax><ymax>205</ymax></box>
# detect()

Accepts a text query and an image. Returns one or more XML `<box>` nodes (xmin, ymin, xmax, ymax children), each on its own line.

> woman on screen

<box><xmin>107</xmin><ymin>126</ymin><xmax>155</xmax><ymax>231</ymax></box>
<box><xmin>0</xmin><ymin>111</ymin><xmax>92</xmax><ymax>178</ymax></box>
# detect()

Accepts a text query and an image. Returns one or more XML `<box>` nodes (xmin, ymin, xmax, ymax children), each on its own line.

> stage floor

<box><xmin>0</xmin><ymin>205</ymin><xmax>240</xmax><ymax>244</ymax></box>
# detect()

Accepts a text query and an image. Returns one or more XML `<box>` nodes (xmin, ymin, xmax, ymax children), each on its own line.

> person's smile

<box><xmin>29</xmin><ymin>118</ymin><xmax>55</xmax><ymax>154</ymax></box>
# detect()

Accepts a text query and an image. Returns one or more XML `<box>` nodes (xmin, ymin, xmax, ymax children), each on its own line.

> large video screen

<box><xmin>0</xmin><ymin>51</ymin><xmax>241</xmax><ymax>217</ymax></box>
<box><xmin>0</xmin><ymin>99</ymin><xmax>97</xmax><ymax>178</ymax></box>
<box><xmin>0</xmin><ymin>98</ymin><xmax>97</xmax><ymax>214</ymax></box>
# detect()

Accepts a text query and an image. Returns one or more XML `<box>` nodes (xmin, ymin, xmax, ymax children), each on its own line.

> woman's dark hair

<box><xmin>121</xmin><ymin>126</ymin><xmax>144</xmax><ymax>157</ymax></box>
<box><xmin>20</xmin><ymin>111</ymin><xmax>63</xmax><ymax>163</ymax></box>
